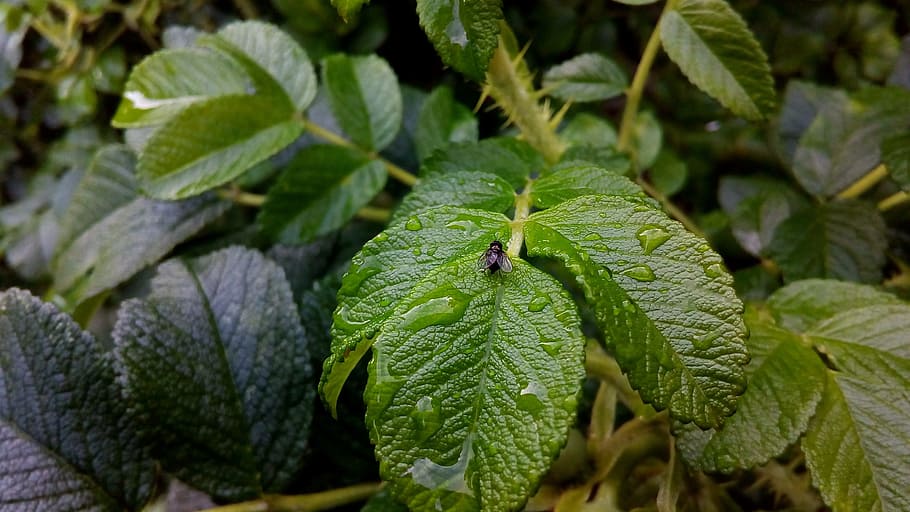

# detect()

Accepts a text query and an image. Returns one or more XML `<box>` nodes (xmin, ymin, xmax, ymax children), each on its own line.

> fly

<box><xmin>477</xmin><ymin>240</ymin><xmax>513</xmax><ymax>274</ymax></box>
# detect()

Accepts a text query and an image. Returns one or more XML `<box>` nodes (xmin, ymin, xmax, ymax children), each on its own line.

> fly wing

<box><xmin>477</xmin><ymin>251</ymin><xmax>492</xmax><ymax>271</ymax></box>
<box><xmin>497</xmin><ymin>252</ymin><xmax>513</xmax><ymax>273</ymax></box>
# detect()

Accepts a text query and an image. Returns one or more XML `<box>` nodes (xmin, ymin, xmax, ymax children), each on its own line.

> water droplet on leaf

<box><xmin>636</xmin><ymin>225</ymin><xmax>671</xmax><ymax>255</ymax></box>
<box><xmin>527</xmin><ymin>294</ymin><xmax>550</xmax><ymax>312</ymax></box>
<box><xmin>704</xmin><ymin>262</ymin><xmax>724</xmax><ymax>278</ymax></box>
<box><xmin>406</xmin><ymin>216</ymin><xmax>423</xmax><ymax>231</ymax></box>
<box><xmin>621</xmin><ymin>264</ymin><xmax>655</xmax><ymax>282</ymax></box>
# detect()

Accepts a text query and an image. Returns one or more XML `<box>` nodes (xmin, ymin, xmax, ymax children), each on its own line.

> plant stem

<box><xmin>507</xmin><ymin>179</ymin><xmax>533</xmax><ymax>257</ymax></box>
<box><xmin>485</xmin><ymin>41</ymin><xmax>565</xmax><ymax>164</ymax></box>
<box><xmin>302</xmin><ymin>119</ymin><xmax>418</xmax><ymax>187</ymax></box>
<box><xmin>618</xmin><ymin>0</ymin><xmax>676</xmax><ymax>155</ymax></box>
<box><xmin>836</xmin><ymin>164</ymin><xmax>888</xmax><ymax>199</ymax></box>
<box><xmin>218</xmin><ymin>188</ymin><xmax>265</xmax><ymax>207</ymax></box>
<box><xmin>636</xmin><ymin>177</ymin><xmax>704</xmax><ymax>238</ymax></box>
<box><xmin>199</xmin><ymin>483</ymin><xmax>383</xmax><ymax>512</ymax></box>
<box><xmin>356</xmin><ymin>206</ymin><xmax>392</xmax><ymax>223</ymax></box>
<box><xmin>878</xmin><ymin>190</ymin><xmax>909</xmax><ymax>211</ymax></box>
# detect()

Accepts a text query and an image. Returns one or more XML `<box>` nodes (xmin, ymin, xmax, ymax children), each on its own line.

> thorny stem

<box><xmin>836</xmin><ymin>163</ymin><xmax>888</xmax><ymax>199</ymax></box>
<box><xmin>507</xmin><ymin>178</ymin><xmax>533</xmax><ymax>257</ymax></box>
<box><xmin>617</xmin><ymin>0</ymin><xmax>677</xmax><ymax>156</ymax></box>
<box><xmin>198</xmin><ymin>483</ymin><xmax>383</xmax><ymax>512</ymax></box>
<box><xmin>302</xmin><ymin>119</ymin><xmax>418</xmax><ymax>187</ymax></box>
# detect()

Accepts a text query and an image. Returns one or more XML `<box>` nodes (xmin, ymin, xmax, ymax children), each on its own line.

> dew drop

<box><xmin>517</xmin><ymin>381</ymin><xmax>547</xmax><ymax>414</ymax></box>
<box><xmin>339</xmin><ymin>255</ymin><xmax>383</xmax><ymax>295</ymax></box>
<box><xmin>379</xmin><ymin>298</ymin><xmax>392</xmax><ymax>307</ymax></box>
<box><xmin>704</xmin><ymin>262</ymin><xmax>724</xmax><ymax>278</ymax></box>
<box><xmin>621</xmin><ymin>300</ymin><xmax>636</xmax><ymax>313</ymax></box>
<box><xmin>399</xmin><ymin>286</ymin><xmax>471</xmax><ymax>331</ymax></box>
<box><xmin>444</xmin><ymin>0</ymin><xmax>468</xmax><ymax>48</ymax></box>
<box><xmin>333</xmin><ymin>305</ymin><xmax>370</xmax><ymax>332</ymax></box>
<box><xmin>584</xmin><ymin>232</ymin><xmax>602</xmax><ymax>241</ymax></box>
<box><xmin>693</xmin><ymin>329</ymin><xmax>722</xmax><ymax>350</ymax></box>
<box><xmin>411</xmin><ymin>396</ymin><xmax>442</xmax><ymax>441</ymax></box>
<box><xmin>374</xmin><ymin>232</ymin><xmax>389</xmax><ymax>242</ymax></box>
<box><xmin>412</xmin><ymin>247</ymin><xmax>422</xmax><ymax>256</ymax></box>
<box><xmin>407</xmin><ymin>437</ymin><xmax>474</xmax><ymax>495</ymax></box>
<box><xmin>541</xmin><ymin>338</ymin><xmax>564</xmax><ymax>357</ymax></box>
<box><xmin>636</xmin><ymin>225</ymin><xmax>671</xmax><ymax>255</ymax></box>
<box><xmin>621</xmin><ymin>264</ymin><xmax>655</xmax><ymax>282</ymax></box>
<box><xmin>406</xmin><ymin>216</ymin><xmax>423</xmax><ymax>231</ymax></box>
<box><xmin>527</xmin><ymin>293</ymin><xmax>550</xmax><ymax>312</ymax></box>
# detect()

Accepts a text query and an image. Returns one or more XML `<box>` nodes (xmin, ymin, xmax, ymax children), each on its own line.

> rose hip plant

<box><xmin>1</xmin><ymin>1</ymin><xmax>908</xmax><ymax>511</ymax></box>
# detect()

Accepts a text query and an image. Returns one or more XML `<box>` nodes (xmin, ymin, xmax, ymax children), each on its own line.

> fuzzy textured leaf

<box><xmin>259</xmin><ymin>145</ymin><xmax>387</xmax><ymax>243</ymax></box>
<box><xmin>0</xmin><ymin>289</ymin><xmax>154</xmax><ymax>511</ymax></box>
<box><xmin>416</xmin><ymin>0</ymin><xmax>503</xmax><ymax>81</ymax></box>
<box><xmin>542</xmin><ymin>53</ymin><xmax>628</xmax><ymax>102</ymax></box>
<box><xmin>331</xmin><ymin>0</ymin><xmax>370</xmax><ymax>20</ymax></box>
<box><xmin>114</xmin><ymin>246</ymin><xmax>314</xmax><ymax>501</ymax></box>
<box><xmin>322</xmin><ymin>53</ymin><xmax>402</xmax><ymax>151</ymax></box>
<box><xmin>392</xmin><ymin>171</ymin><xmax>515</xmax><ymax>224</ymax></box>
<box><xmin>767</xmin><ymin>200</ymin><xmax>887</xmax><ymax>283</ymax></box>
<box><xmin>882</xmin><ymin>130</ymin><xmax>910</xmax><ymax>190</ymax></box>
<box><xmin>717</xmin><ymin>176</ymin><xmax>809</xmax><ymax>258</ymax></box>
<box><xmin>53</xmin><ymin>145</ymin><xmax>229</xmax><ymax>307</ymax></box>
<box><xmin>420</xmin><ymin>138</ymin><xmax>544</xmax><ymax>188</ymax></box>
<box><xmin>531</xmin><ymin>161</ymin><xmax>639</xmax><ymax>209</ymax></box>
<box><xmin>525</xmin><ymin>195</ymin><xmax>749</xmax><ymax>428</ymax></box>
<box><xmin>659</xmin><ymin>0</ymin><xmax>775</xmax><ymax>120</ymax></box>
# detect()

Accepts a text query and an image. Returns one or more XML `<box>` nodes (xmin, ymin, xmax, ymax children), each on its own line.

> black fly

<box><xmin>477</xmin><ymin>240</ymin><xmax>513</xmax><ymax>274</ymax></box>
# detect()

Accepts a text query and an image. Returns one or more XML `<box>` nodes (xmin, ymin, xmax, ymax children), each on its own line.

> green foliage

<box><xmin>2</xmin><ymin>1</ymin><xmax>910</xmax><ymax>512</ymax></box>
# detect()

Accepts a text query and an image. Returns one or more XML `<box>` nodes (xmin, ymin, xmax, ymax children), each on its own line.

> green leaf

<box><xmin>391</xmin><ymin>171</ymin><xmax>515</xmax><ymax>224</ymax></box>
<box><xmin>322</xmin><ymin>53</ymin><xmax>402</xmax><ymax>151</ymax></box>
<box><xmin>767</xmin><ymin>200</ymin><xmax>887</xmax><ymax>283</ymax></box>
<box><xmin>659</xmin><ymin>0</ymin><xmax>775</xmax><ymax>121</ymax></box>
<box><xmin>53</xmin><ymin>145</ymin><xmax>229</xmax><ymax>307</ymax></box>
<box><xmin>717</xmin><ymin>176</ymin><xmax>809</xmax><ymax>258</ymax></box>
<box><xmin>112</xmin><ymin>48</ymin><xmax>249</xmax><ymax>127</ymax></box>
<box><xmin>775</xmin><ymin>81</ymin><xmax>847</xmax><ymax>165</ymax></box>
<box><xmin>648</xmin><ymin>149</ymin><xmax>688</xmax><ymax>196</ymax></box>
<box><xmin>0</xmin><ymin>5</ymin><xmax>30</xmax><ymax>94</ymax></box>
<box><xmin>0</xmin><ymin>289</ymin><xmax>154</xmax><ymax>511</ymax></box>
<box><xmin>137</xmin><ymin>94</ymin><xmax>302</xmax><ymax>199</ymax></box>
<box><xmin>368</xmin><ymin>256</ymin><xmax>584</xmax><ymax>512</ymax></box>
<box><xmin>416</xmin><ymin>0</ymin><xmax>503</xmax><ymax>81</ymax></box>
<box><xmin>114</xmin><ymin>246</ymin><xmax>315</xmax><ymax>501</ymax></box>
<box><xmin>414</xmin><ymin>86</ymin><xmax>479</xmax><ymax>162</ymax></box>
<box><xmin>676</xmin><ymin>309</ymin><xmax>827</xmax><ymax>472</ymax></box>
<box><xmin>210</xmin><ymin>21</ymin><xmax>318</xmax><ymax>112</ymax></box>
<box><xmin>791</xmin><ymin>87</ymin><xmax>910</xmax><ymax>198</ymax></box>
<box><xmin>258</xmin><ymin>145</ymin><xmax>387</xmax><ymax>243</ymax></box>
<box><xmin>558</xmin><ymin>113</ymin><xmax>618</xmax><ymax>150</ymax></box>
<box><xmin>420</xmin><ymin>137</ymin><xmax>544</xmax><ymax>188</ymax></box>
<box><xmin>542</xmin><ymin>53</ymin><xmax>628</xmax><ymax>102</ymax></box>
<box><xmin>525</xmin><ymin>195</ymin><xmax>749</xmax><ymax>428</ymax></box>
<box><xmin>634</xmin><ymin>110</ymin><xmax>662</xmax><ymax>169</ymax></box>
<box><xmin>531</xmin><ymin>161</ymin><xmax>640</xmax><ymax>209</ymax></box>
<box><xmin>320</xmin><ymin>207</ymin><xmax>511</xmax><ymax>416</ymax></box>
<box><xmin>331</xmin><ymin>0</ymin><xmax>370</xmax><ymax>20</ymax></box>
<box><xmin>882</xmin><ymin>130</ymin><xmax>910</xmax><ymax>190</ymax></box>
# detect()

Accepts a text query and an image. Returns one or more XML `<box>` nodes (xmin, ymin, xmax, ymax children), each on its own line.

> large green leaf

<box><xmin>531</xmin><ymin>161</ymin><xmax>639</xmax><ymax>209</ymax></box>
<box><xmin>258</xmin><ymin>145</ymin><xmax>387</xmax><ymax>243</ymax></box>
<box><xmin>542</xmin><ymin>53</ymin><xmax>628</xmax><ymax>103</ymax></box>
<box><xmin>525</xmin><ymin>195</ymin><xmax>749</xmax><ymax>428</ymax></box>
<box><xmin>322</xmin><ymin>53</ymin><xmax>402</xmax><ymax>151</ymax></box>
<box><xmin>882</xmin><ymin>130</ymin><xmax>910</xmax><ymax>190</ymax></box>
<box><xmin>676</xmin><ymin>308</ymin><xmax>827</xmax><ymax>472</ymax></box>
<box><xmin>415</xmin><ymin>0</ymin><xmax>503</xmax><ymax>81</ymax></box>
<box><xmin>659</xmin><ymin>0</ymin><xmax>775</xmax><ymax>121</ymax></box>
<box><xmin>775</xmin><ymin>81</ymin><xmax>847</xmax><ymax>166</ymax></box>
<box><xmin>0</xmin><ymin>5</ymin><xmax>30</xmax><ymax>94</ymax></box>
<box><xmin>414</xmin><ymin>86</ymin><xmax>478</xmax><ymax>162</ymax></box>
<box><xmin>717</xmin><ymin>176</ymin><xmax>809</xmax><ymax>258</ymax></box>
<box><xmin>0</xmin><ymin>289</ymin><xmax>154</xmax><ymax>511</ymax></box>
<box><xmin>114</xmin><ymin>246</ymin><xmax>314</xmax><ymax>501</ymax></box>
<box><xmin>391</xmin><ymin>171</ymin><xmax>515</xmax><ymax>224</ymax></box>
<box><xmin>137</xmin><ymin>94</ymin><xmax>302</xmax><ymax>199</ymax></box>
<box><xmin>321</xmin><ymin>206</ymin><xmax>584</xmax><ymax>511</ymax></box>
<box><xmin>767</xmin><ymin>199</ymin><xmax>887</xmax><ymax>283</ymax></box>
<box><xmin>420</xmin><ymin>137</ymin><xmax>544</xmax><ymax>188</ymax></box>
<box><xmin>53</xmin><ymin>145</ymin><xmax>229</xmax><ymax>307</ymax></box>
<box><xmin>369</xmin><ymin>256</ymin><xmax>584</xmax><ymax>512</ymax></box>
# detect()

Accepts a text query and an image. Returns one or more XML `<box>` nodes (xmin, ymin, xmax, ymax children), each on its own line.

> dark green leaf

<box><xmin>420</xmin><ymin>137</ymin><xmax>544</xmax><ymax>188</ymax></box>
<box><xmin>331</xmin><ymin>0</ymin><xmax>370</xmax><ymax>20</ymax></box>
<box><xmin>416</xmin><ymin>0</ymin><xmax>503</xmax><ymax>81</ymax></box>
<box><xmin>775</xmin><ymin>81</ymin><xmax>847</xmax><ymax>165</ymax></box>
<box><xmin>53</xmin><ymin>145</ymin><xmax>229</xmax><ymax>307</ymax></box>
<box><xmin>137</xmin><ymin>95</ymin><xmax>302</xmax><ymax>199</ymax></box>
<box><xmin>558</xmin><ymin>113</ymin><xmax>618</xmax><ymax>150</ymax></box>
<box><xmin>361</xmin><ymin>488</ymin><xmax>409</xmax><ymax>512</ymax></box>
<box><xmin>765</xmin><ymin>279</ymin><xmax>903</xmax><ymax>333</ymax></box>
<box><xmin>0</xmin><ymin>289</ymin><xmax>154</xmax><ymax>511</ymax></box>
<box><xmin>391</xmin><ymin>171</ymin><xmax>515</xmax><ymax>224</ymax></box>
<box><xmin>114</xmin><ymin>246</ymin><xmax>314</xmax><ymax>500</ymax></box>
<box><xmin>648</xmin><ymin>149</ymin><xmax>688</xmax><ymax>196</ymax></box>
<box><xmin>525</xmin><ymin>195</ymin><xmax>749</xmax><ymax>428</ymax></box>
<box><xmin>0</xmin><ymin>5</ymin><xmax>30</xmax><ymax>94</ymax></box>
<box><xmin>767</xmin><ymin>200</ymin><xmax>887</xmax><ymax>283</ymax></box>
<box><xmin>882</xmin><ymin>130</ymin><xmax>910</xmax><ymax>190</ymax></box>
<box><xmin>634</xmin><ymin>110</ymin><xmax>662</xmax><ymax>169</ymax></box>
<box><xmin>717</xmin><ymin>176</ymin><xmax>809</xmax><ymax>258</ymax></box>
<box><xmin>659</xmin><ymin>0</ymin><xmax>776</xmax><ymax>120</ymax></box>
<box><xmin>543</xmin><ymin>53</ymin><xmax>628</xmax><ymax>102</ymax></box>
<box><xmin>258</xmin><ymin>145</ymin><xmax>387</xmax><ymax>243</ymax></box>
<box><xmin>414</xmin><ymin>86</ymin><xmax>478</xmax><ymax>162</ymax></box>
<box><xmin>322</xmin><ymin>53</ymin><xmax>402</xmax><ymax>151</ymax></box>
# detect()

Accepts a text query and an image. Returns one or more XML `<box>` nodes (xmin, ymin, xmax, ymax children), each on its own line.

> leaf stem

<box><xmin>484</xmin><ymin>40</ymin><xmax>565</xmax><ymax>164</ymax></box>
<box><xmin>636</xmin><ymin>177</ymin><xmax>704</xmax><ymax>238</ymax></box>
<box><xmin>836</xmin><ymin>163</ymin><xmax>888</xmax><ymax>199</ymax></box>
<box><xmin>198</xmin><ymin>483</ymin><xmax>383</xmax><ymax>512</ymax></box>
<box><xmin>356</xmin><ymin>206</ymin><xmax>392</xmax><ymax>223</ymax></box>
<box><xmin>617</xmin><ymin>0</ymin><xmax>676</xmax><ymax>155</ymax></box>
<box><xmin>218</xmin><ymin>188</ymin><xmax>266</xmax><ymax>207</ymax></box>
<box><xmin>585</xmin><ymin>342</ymin><xmax>653</xmax><ymax>417</ymax></box>
<box><xmin>879</xmin><ymin>190</ymin><xmax>910</xmax><ymax>211</ymax></box>
<box><xmin>507</xmin><ymin>179</ymin><xmax>533</xmax><ymax>257</ymax></box>
<box><xmin>303</xmin><ymin>119</ymin><xmax>418</xmax><ymax>187</ymax></box>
